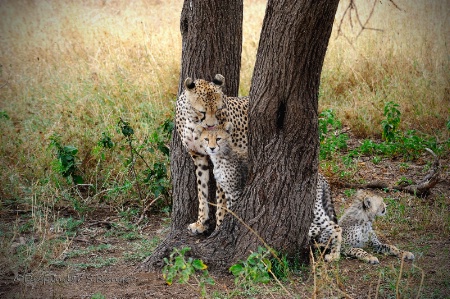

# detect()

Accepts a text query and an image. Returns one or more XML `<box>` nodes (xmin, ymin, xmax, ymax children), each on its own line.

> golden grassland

<box><xmin>0</xmin><ymin>0</ymin><xmax>448</xmax><ymax>195</ymax></box>
<box><xmin>0</xmin><ymin>0</ymin><xmax>447</xmax><ymax>218</ymax></box>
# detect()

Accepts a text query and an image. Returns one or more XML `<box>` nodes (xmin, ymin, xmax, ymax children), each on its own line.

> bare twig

<box><xmin>375</xmin><ymin>272</ymin><xmax>382</xmax><ymax>299</ymax></box>
<box><xmin>413</xmin><ymin>264</ymin><xmax>425</xmax><ymax>299</ymax></box>
<box><xmin>336</xmin><ymin>0</ymin><xmax>403</xmax><ymax>42</ymax></box>
<box><xmin>396</xmin><ymin>256</ymin><xmax>405</xmax><ymax>298</ymax></box>
<box><xmin>136</xmin><ymin>195</ymin><xmax>161</xmax><ymax>225</ymax></box>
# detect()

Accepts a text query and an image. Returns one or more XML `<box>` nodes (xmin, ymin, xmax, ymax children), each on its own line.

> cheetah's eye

<box><xmin>204</xmin><ymin>138</ymin><xmax>209</xmax><ymax>142</ymax></box>
<box><xmin>216</xmin><ymin>138</ymin><xmax>221</xmax><ymax>141</ymax></box>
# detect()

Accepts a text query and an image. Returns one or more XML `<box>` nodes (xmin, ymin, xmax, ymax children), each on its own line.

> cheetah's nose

<box><xmin>209</xmin><ymin>147</ymin><xmax>216</xmax><ymax>152</ymax></box>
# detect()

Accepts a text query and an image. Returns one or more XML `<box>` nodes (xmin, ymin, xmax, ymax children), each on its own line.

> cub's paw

<box><xmin>366</xmin><ymin>256</ymin><xmax>380</xmax><ymax>264</ymax></box>
<box><xmin>401</xmin><ymin>251</ymin><xmax>415</xmax><ymax>261</ymax></box>
<box><xmin>324</xmin><ymin>252</ymin><xmax>340</xmax><ymax>262</ymax></box>
<box><xmin>187</xmin><ymin>222</ymin><xmax>207</xmax><ymax>235</ymax></box>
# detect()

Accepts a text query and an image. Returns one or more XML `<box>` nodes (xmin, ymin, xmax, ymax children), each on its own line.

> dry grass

<box><xmin>322</xmin><ymin>0</ymin><xmax>449</xmax><ymax>137</ymax></box>
<box><xmin>0</xmin><ymin>0</ymin><xmax>181</xmax><ymax>200</ymax></box>
<box><xmin>0</xmin><ymin>0</ymin><xmax>448</xmax><ymax>198</ymax></box>
<box><xmin>239</xmin><ymin>0</ymin><xmax>449</xmax><ymax>138</ymax></box>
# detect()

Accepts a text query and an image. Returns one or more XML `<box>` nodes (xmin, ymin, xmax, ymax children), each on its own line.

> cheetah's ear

<box><xmin>355</xmin><ymin>189</ymin><xmax>365</xmax><ymax>198</ymax></box>
<box><xmin>223</xmin><ymin>122</ymin><xmax>234</xmax><ymax>134</ymax></box>
<box><xmin>194</xmin><ymin>125</ymin><xmax>204</xmax><ymax>136</ymax></box>
<box><xmin>212</xmin><ymin>74</ymin><xmax>225</xmax><ymax>87</ymax></box>
<box><xmin>363</xmin><ymin>198</ymin><xmax>371</xmax><ymax>209</ymax></box>
<box><xmin>184</xmin><ymin>77</ymin><xmax>195</xmax><ymax>90</ymax></box>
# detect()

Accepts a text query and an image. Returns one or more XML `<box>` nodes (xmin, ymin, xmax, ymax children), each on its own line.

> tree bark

<box><xmin>233</xmin><ymin>0</ymin><xmax>340</xmax><ymax>261</ymax></box>
<box><xmin>143</xmin><ymin>0</ymin><xmax>243</xmax><ymax>270</ymax></box>
<box><xmin>143</xmin><ymin>0</ymin><xmax>339</xmax><ymax>272</ymax></box>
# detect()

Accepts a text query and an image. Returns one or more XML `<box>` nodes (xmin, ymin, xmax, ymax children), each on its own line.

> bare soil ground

<box><xmin>1</xmin><ymin>155</ymin><xmax>449</xmax><ymax>299</ymax></box>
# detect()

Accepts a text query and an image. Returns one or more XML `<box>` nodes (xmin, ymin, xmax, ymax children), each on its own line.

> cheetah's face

<box><xmin>184</xmin><ymin>74</ymin><xmax>226</xmax><ymax>129</ymax></box>
<box><xmin>198</xmin><ymin>123</ymin><xmax>233</xmax><ymax>155</ymax></box>
<box><xmin>357</xmin><ymin>190</ymin><xmax>387</xmax><ymax>218</ymax></box>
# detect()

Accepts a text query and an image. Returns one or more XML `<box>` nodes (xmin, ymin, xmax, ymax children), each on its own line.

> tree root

<box><xmin>339</xmin><ymin>148</ymin><xmax>440</xmax><ymax>196</ymax></box>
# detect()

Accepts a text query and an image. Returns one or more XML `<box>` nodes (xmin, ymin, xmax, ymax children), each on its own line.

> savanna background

<box><xmin>0</xmin><ymin>0</ymin><xmax>449</xmax><ymax>298</ymax></box>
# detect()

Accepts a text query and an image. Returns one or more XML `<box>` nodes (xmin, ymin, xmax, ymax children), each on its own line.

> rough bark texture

<box><xmin>233</xmin><ymin>0</ymin><xmax>340</xmax><ymax>262</ymax></box>
<box><xmin>143</xmin><ymin>0</ymin><xmax>339</xmax><ymax>272</ymax></box>
<box><xmin>178</xmin><ymin>0</ymin><xmax>243</xmax><ymax>95</ymax></box>
<box><xmin>143</xmin><ymin>0</ymin><xmax>243</xmax><ymax>270</ymax></box>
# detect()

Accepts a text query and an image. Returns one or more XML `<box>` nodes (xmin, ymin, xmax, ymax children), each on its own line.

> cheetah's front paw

<box><xmin>400</xmin><ymin>251</ymin><xmax>415</xmax><ymax>261</ymax></box>
<box><xmin>324</xmin><ymin>252</ymin><xmax>340</xmax><ymax>262</ymax></box>
<box><xmin>187</xmin><ymin>222</ymin><xmax>208</xmax><ymax>235</ymax></box>
<box><xmin>365</xmin><ymin>256</ymin><xmax>380</xmax><ymax>264</ymax></box>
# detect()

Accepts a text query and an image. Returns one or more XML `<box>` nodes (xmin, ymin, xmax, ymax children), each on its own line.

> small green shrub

<box><xmin>91</xmin><ymin>293</ymin><xmax>106</xmax><ymax>299</ymax></box>
<box><xmin>0</xmin><ymin>110</ymin><xmax>9</xmax><ymax>119</ymax></box>
<box><xmin>319</xmin><ymin>109</ymin><xmax>349</xmax><ymax>160</ymax></box>
<box><xmin>49</xmin><ymin>134</ymin><xmax>83</xmax><ymax>184</ymax></box>
<box><xmin>229</xmin><ymin>247</ymin><xmax>272</xmax><ymax>285</ymax></box>
<box><xmin>162</xmin><ymin>247</ymin><xmax>214</xmax><ymax>297</ymax></box>
<box><xmin>382</xmin><ymin>101</ymin><xmax>401</xmax><ymax>142</ymax></box>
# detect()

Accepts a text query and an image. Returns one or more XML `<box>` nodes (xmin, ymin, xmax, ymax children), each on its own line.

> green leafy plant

<box><xmin>343</xmin><ymin>189</ymin><xmax>356</xmax><ymax>198</ymax></box>
<box><xmin>117</xmin><ymin>118</ymin><xmax>172</xmax><ymax>212</ymax></box>
<box><xmin>144</xmin><ymin>119</ymin><xmax>173</xmax><ymax>204</ymax></box>
<box><xmin>0</xmin><ymin>110</ymin><xmax>9</xmax><ymax>119</ymax></box>
<box><xmin>318</xmin><ymin>109</ymin><xmax>349</xmax><ymax>160</ymax></box>
<box><xmin>381</xmin><ymin>101</ymin><xmax>401</xmax><ymax>142</ymax></box>
<box><xmin>372</xmin><ymin>156</ymin><xmax>382</xmax><ymax>164</ymax></box>
<box><xmin>49</xmin><ymin>134</ymin><xmax>83</xmax><ymax>184</ymax></box>
<box><xmin>229</xmin><ymin>246</ymin><xmax>272</xmax><ymax>286</ymax></box>
<box><xmin>162</xmin><ymin>247</ymin><xmax>214</xmax><ymax>297</ymax></box>
<box><xmin>54</xmin><ymin>217</ymin><xmax>84</xmax><ymax>237</ymax></box>
<box><xmin>99</xmin><ymin>132</ymin><xmax>114</xmax><ymax>149</ymax></box>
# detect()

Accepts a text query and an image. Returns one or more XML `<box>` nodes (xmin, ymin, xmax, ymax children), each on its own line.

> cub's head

<box><xmin>184</xmin><ymin>74</ymin><xmax>226</xmax><ymax>129</ymax></box>
<box><xmin>357</xmin><ymin>190</ymin><xmax>387</xmax><ymax>219</ymax></box>
<box><xmin>196</xmin><ymin>122</ymin><xmax>233</xmax><ymax>155</ymax></box>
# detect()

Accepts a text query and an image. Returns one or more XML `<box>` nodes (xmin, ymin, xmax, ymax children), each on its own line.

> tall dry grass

<box><xmin>320</xmin><ymin>1</ymin><xmax>449</xmax><ymax>137</ymax></box>
<box><xmin>240</xmin><ymin>0</ymin><xmax>449</xmax><ymax>137</ymax></box>
<box><xmin>0</xmin><ymin>0</ymin><xmax>447</xmax><ymax>207</ymax></box>
<box><xmin>0</xmin><ymin>0</ymin><xmax>182</xmax><ymax>200</ymax></box>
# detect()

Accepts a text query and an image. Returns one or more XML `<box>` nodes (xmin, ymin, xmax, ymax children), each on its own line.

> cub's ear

<box><xmin>355</xmin><ymin>189</ymin><xmax>365</xmax><ymax>198</ymax></box>
<box><xmin>363</xmin><ymin>198</ymin><xmax>371</xmax><ymax>209</ymax></box>
<box><xmin>194</xmin><ymin>125</ymin><xmax>204</xmax><ymax>136</ymax></box>
<box><xmin>184</xmin><ymin>77</ymin><xmax>195</xmax><ymax>90</ymax></box>
<box><xmin>212</xmin><ymin>74</ymin><xmax>225</xmax><ymax>87</ymax></box>
<box><xmin>223</xmin><ymin>122</ymin><xmax>234</xmax><ymax>134</ymax></box>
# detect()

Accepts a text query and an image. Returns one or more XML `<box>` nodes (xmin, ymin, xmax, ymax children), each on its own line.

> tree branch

<box><xmin>336</xmin><ymin>0</ymin><xmax>402</xmax><ymax>42</ymax></box>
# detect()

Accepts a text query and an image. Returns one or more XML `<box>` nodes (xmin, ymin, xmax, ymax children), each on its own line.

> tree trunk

<box><xmin>233</xmin><ymin>0</ymin><xmax>340</xmax><ymax>261</ymax></box>
<box><xmin>143</xmin><ymin>0</ymin><xmax>339</xmax><ymax>272</ymax></box>
<box><xmin>143</xmin><ymin>0</ymin><xmax>243</xmax><ymax>270</ymax></box>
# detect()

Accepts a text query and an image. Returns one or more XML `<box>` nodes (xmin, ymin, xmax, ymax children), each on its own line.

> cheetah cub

<box><xmin>196</xmin><ymin>123</ymin><xmax>248</xmax><ymax>229</ymax></box>
<box><xmin>339</xmin><ymin>190</ymin><xmax>415</xmax><ymax>264</ymax></box>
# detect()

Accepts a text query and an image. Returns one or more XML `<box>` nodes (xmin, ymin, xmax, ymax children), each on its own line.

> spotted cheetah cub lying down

<box><xmin>339</xmin><ymin>190</ymin><xmax>415</xmax><ymax>264</ymax></box>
